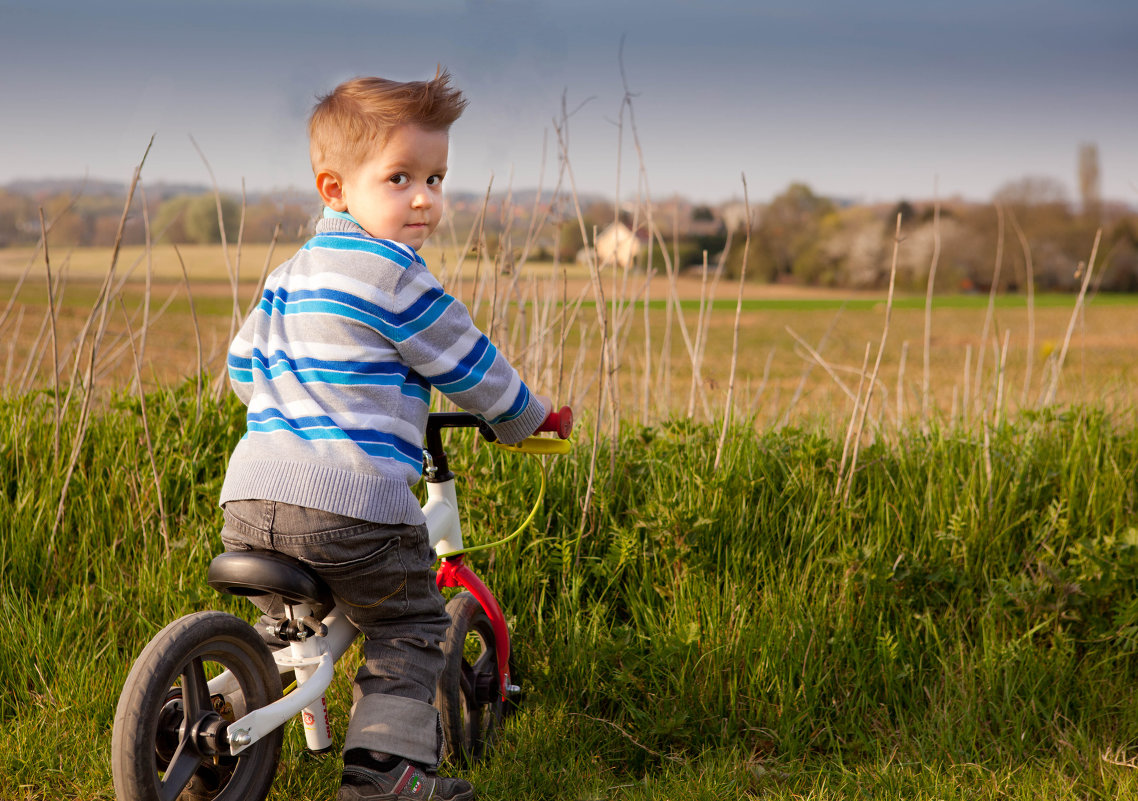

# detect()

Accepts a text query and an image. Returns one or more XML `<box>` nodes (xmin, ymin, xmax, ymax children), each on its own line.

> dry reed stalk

<box><xmin>442</xmin><ymin>192</ymin><xmax>486</xmax><ymax>294</ymax></box>
<box><xmin>515</xmin><ymin>133</ymin><xmax>556</xmax><ymax>273</ymax></box>
<box><xmin>1007</xmin><ymin>209</ymin><xmax>1036</xmax><ymax>406</ymax></box>
<box><xmin>994</xmin><ymin>330</ymin><xmax>1010</xmax><ymax>429</ymax></box>
<box><xmin>53</xmin><ymin>140</ymin><xmax>152</xmax><ymax>536</ymax></box>
<box><xmin>696</xmin><ymin>246</ymin><xmax>729</xmax><ymax>416</ymax></box>
<box><xmin>961</xmin><ymin>345</ymin><xmax>972</xmax><ymax>427</ymax></box>
<box><xmin>982</xmin><ymin>418</ymin><xmax>993</xmax><ymax>486</ymax></box>
<box><xmin>90</xmin><ymin>289</ymin><xmax>181</xmax><ymax>385</ymax></box>
<box><xmin>467</xmin><ymin>179</ymin><xmax>495</xmax><ymax>320</ymax></box>
<box><xmin>602</xmin><ymin>43</ymin><xmax>656</xmax><ymax>438</ymax></box>
<box><xmin>611</xmin><ymin>266</ymin><xmax>653</xmax><ymax>420</ymax></box>
<box><xmin>136</xmin><ymin>186</ymin><xmax>154</xmax><ymax>381</ymax></box>
<box><xmin>535</xmin><ymin>269</ymin><xmax>563</xmax><ymax>394</ymax></box>
<box><xmin>554</xmin><ymin>101</ymin><xmax>617</xmax><ymax>545</ymax></box>
<box><xmin>658</xmin><ymin>219</ymin><xmax>675</xmax><ymax>409</ymax></box>
<box><xmin>16</xmin><ymin>292</ymin><xmax>53</xmax><ymax>395</ymax></box>
<box><xmin>15</xmin><ymin>224</ymin><xmax>61</xmax><ymax>394</ymax></box>
<box><xmin>189</xmin><ymin>136</ymin><xmax>239</xmax><ymax>348</ymax></box>
<box><xmin>564</xmin><ymin>323</ymin><xmax>595</xmax><ymax>412</ymax></box>
<box><xmin>837</xmin><ymin>342</ymin><xmax>872</xmax><ymax>497</ymax></box>
<box><xmin>556</xmin><ymin>245</ymin><xmax>569</xmax><ymax>402</ymax></box>
<box><xmin>0</xmin><ymin>233</ymin><xmax>51</xmax><ymax>332</ymax></box>
<box><xmin>973</xmin><ymin>204</ymin><xmax>1005</xmax><ymax>418</ymax></box>
<box><xmin>746</xmin><ymin>348</ymin><xmax>775</xmax><ymax>418</ymax></box>
<box><xmin>236</xmin><ymin>180</ymin><xmax>247</xmax><ymax>296</ymax></box>
<box><xmin>839</xmin><ymin>214</ymin><xmax>901</xmax><ymax>502</ymax></box>
<box><xmin>641</xmin><ymin>239</ymin><xmax>656</xmax><ymax>425</ymax></box>
<box><xmin>119</xmin><ymin>299</ymin><xmax>170</xmax><ymax>556</ymax></box>
<box><xmin>243</xmin><ymin>223</ymin><xmax>281</xmax><ymax>323</ymax></box>
<box><xmin>784</xmin><ymin>326</ymin><xmax>856</xmax><ymax>404</ymax></box>
<box><xmin>62</xmin><ymin>138</ymin><xmax>153</xmax><ymax>415</ymax></box>
<box><xmin>2</xmin><ymin>307</ymin><xmax>22</xmax><ymax>391</ymax></box>
<box><xmin>487</xmin><ymin>176</ymin><xmax>520</xmax><ymax>347</ymax></box>
<box><xmin>0</xmin><ymin>250</ymin><xmax>37</xmax><ymax>333</ymax></box>
<box><xmin>714</xmin><ymin>176</ymin><xmax>751</xmax><ymax>471</ymax></box>
<box><xmin>5</xmin><ymin>307</ymin><xmax>27</xmax><ymax>389</ymax></box>
<box><xmin>780</xmin><ymin>308</ymin><xmax>844</xmax><ymax>428</ymax></box>
<box><xmin>688</xmin><ymin>252</ymin><xmax>712</xmax><ymax>418</ymax></box>
<box><xmin>1043</xmin><ymin>228</ymin><xmax>1101</xmax><ymax>406</ymax></box>
<box><xmin>37</xmin><ymin>209</ymin><xmax>61</xmax><ymax>460</ymax></box>
<box><xmin>649</xmin><ymin>222</ymin><xmax>708</xmax><ymax>419</ymax></box>
<box><xmin>896</xmin><ymin>340</ymin><xmax>909</xmax><ymax>425</ymax></box>
<box><xmin>921</xmin><ymin>191</ymin><xmax>941</xmax><ymax>422</ymax></box>
<box><xmin>173</xmin><ymin>245</ymin><xmax>204</xmax><ymax>409</ymax></box>
<box><xmin>611</xmin><ymin>44</ymin><xmax>667</xmax><ymax>424</ymax></box>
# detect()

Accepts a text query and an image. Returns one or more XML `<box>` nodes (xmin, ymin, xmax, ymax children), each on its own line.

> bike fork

<box><xmin>436</xmin><ymin>555</ymin><xmax>516</xmax><ymax>700</ymax></box>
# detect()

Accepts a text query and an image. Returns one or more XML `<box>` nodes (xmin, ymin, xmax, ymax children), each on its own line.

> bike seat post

<box><xmin>281</xmin><ymin>602</ymin><xmax>335</xmax><ymax>754</ymax></box>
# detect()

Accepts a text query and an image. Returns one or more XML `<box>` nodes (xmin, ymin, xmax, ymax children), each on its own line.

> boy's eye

<box><xmin>389</xmin><ymin>173</ymin><xmax>409</xmax><ymax>186</ymax></box>
<box><xmin>427</xmin><ymin>175</ymin><xmax>443</xmax><ymax>187</ymax></box>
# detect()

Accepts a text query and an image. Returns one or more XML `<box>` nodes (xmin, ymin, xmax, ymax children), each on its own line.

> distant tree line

<box><xmin>0</xmin><ymin>187</ymin><xmax>315</xmax><ymax>248</ymax></box>
<box><xmin>3</xmin><ymin>178</ymin><xmax>1136</xmax><ymax>292</ymax></box>
<box><xmin>715</xmin><ymin>179</ymin><xmax>1138</xmax><ymax>292</ymax></box>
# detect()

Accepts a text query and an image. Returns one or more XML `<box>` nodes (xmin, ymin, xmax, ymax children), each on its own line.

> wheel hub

<box><xmin>155</xmin><ymin>691</ymin><xmax>231</xmax><ymax>760</ymax></box>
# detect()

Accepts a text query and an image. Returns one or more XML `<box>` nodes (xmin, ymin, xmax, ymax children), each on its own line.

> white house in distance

<box><xmin>578</xmin><ymin>221</ymin><xmax>642</xmax><ymax>269</ymax></box>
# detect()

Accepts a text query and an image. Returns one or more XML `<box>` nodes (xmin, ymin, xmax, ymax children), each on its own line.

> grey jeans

<box><xmin>220</xmin><ymin>499</ymin><xmax>448</xmax><ymax>767</ymax></box>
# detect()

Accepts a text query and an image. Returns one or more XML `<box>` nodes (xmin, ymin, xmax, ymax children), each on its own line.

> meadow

<box><xmin>1</xmin><ymin>201</ymin><xmax>1137</xmax><ymax>800</ymax></box>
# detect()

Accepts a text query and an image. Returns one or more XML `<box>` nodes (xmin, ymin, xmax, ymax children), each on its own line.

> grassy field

<box><xmin>2</xmin><ymin>240</ymin><xmax>1138</xmax><ymax>799</ymax></box>
<box><xmin>1</xmin><ymin>386</ymin><xmax>1137</xmax><ymax>799</ymax></box>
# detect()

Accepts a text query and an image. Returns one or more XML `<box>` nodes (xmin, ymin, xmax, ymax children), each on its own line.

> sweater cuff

<box><xmin>489</xmin><ymin>394</ymin><xmax>547</xmax><ymax>445</ymax></box>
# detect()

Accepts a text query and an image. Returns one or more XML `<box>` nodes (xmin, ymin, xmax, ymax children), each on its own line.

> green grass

<box><xmin>2</xmin><ymin>385</ymin><xmax>1138</xmax><ymax>799</ymax></box>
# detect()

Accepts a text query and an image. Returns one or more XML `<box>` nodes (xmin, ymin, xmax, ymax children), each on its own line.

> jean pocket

<box><xmin>302</xmin><ymin>536</ymin><xmax>409</xmax><ymax>617</ymax></box>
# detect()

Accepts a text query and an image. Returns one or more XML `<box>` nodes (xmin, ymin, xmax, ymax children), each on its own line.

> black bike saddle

<box><xmin>207</xmin><ymin>550</ymin><xmax>332</xmax><ymax>608</ymax></box>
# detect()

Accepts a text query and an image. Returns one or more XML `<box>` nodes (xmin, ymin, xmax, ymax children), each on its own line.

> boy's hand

<box><xmin>535</xmin><ymin>394</ymin><xmax>553</xmax><ymax>416</ymax></box>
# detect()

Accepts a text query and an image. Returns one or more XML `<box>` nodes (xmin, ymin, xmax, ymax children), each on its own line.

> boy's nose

<box><xmin>411</xmin><ymin>188</ymin><xmax>432</xmax><ymax>208</ymax></box>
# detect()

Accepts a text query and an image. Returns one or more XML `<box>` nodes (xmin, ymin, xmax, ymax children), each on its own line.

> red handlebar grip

<box><xmin>537</xmin><ymin>405</ymin><xmax>573</xmax><ymax>439</ymax></box>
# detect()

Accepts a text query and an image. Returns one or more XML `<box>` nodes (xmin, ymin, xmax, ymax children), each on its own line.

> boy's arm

<box><xmin>390</xmin><ymin>270</ymin><xmax>546</xmax><ymax>444</ymax></box>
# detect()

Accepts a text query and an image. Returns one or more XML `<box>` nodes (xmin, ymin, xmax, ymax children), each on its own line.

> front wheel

<box><xmin>436</xmin><ymin>592</ymin><xmax>511</xmax><ymax>765</ymax></box>
<box><xmin>112</xmin><ymin>610</ymin><xmax>283</xmax><ymax>801</ymax></box>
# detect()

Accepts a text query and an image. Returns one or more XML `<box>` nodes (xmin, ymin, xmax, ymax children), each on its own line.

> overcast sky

<box><xmin>2</xmin><ymin>0</ymin><xmax>1135</xmax><ymax>207</ymax></box>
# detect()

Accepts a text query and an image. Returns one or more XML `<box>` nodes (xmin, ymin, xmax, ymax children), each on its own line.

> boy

<box><xmin>219</xmin><ymin>70</ymin><xmax>549</xmax><ymax>801</ymax></box>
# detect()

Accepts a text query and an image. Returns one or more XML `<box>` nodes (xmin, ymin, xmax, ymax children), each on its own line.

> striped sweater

<box><xmin>219</xmin><ymin>216</ymin><xmax>546</xmax><ymax>525</ymax></box>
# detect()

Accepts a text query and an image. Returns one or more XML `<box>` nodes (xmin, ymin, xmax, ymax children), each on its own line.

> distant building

<box><xmin>720</xmin><ymin>201</ymin><xmax>761</xmax><ymax>232</ymax></box>
<box><xmin>578</xmin><ymin>221</ymin><xmax>642</xmax><ymax>269</ymax></box>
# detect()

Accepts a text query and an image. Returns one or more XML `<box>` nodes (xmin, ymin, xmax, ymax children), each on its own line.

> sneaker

<box><xmin>338</xmin><ymin>760</ymin><xmax>474</xmax><ymax>801</ymax></box>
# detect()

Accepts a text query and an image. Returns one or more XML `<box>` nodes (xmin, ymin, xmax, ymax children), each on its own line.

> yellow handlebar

<box><xmin>494</xmin><ymin>437</ymin><xmax>572</xmax><ymax>456</ymax></box>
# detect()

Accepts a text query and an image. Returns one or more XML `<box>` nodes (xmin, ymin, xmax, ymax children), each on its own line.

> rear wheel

<box><xmin>436</xmin><ymin>592</ymin><xmax>510</xmax><ymax>765</ymax></box>
<box><xmin>112</xmin><ymin>611</ymin><xmax>283</xmax><ymax>801</ymax></box>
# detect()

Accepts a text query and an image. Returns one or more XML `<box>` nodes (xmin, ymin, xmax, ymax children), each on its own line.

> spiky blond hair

<box><xmin>308</xmin><ymin>69</ymin><xmax>467</xmax><ymax>176</ymax></box>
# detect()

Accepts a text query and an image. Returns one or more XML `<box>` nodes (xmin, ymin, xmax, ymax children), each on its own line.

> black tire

<box><xmin>112</xmin><ymin>611</ymin><xmax>284</xmax><ymax>801</ymax></box>
<box><xmin>436</xmin><ymin>592</ymin><xmax>511</xmax><ymax>765</ymax></box>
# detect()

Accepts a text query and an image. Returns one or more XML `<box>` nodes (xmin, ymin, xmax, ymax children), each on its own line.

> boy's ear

<box><xmin>316</xmin><ymin>170</ymin><xmax>348</xmax><ymax>211</ymax></box>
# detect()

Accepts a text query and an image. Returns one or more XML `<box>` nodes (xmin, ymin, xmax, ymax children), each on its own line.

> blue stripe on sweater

<box><xmin>246</xmin><ymin>408</ymin><xmax>423</xmax><ymax>466</ymax></box>
<box><xmin>256</xmin><ymin>286</ymin><xmax>453</xmax><ymax>343</ymax></box>
<box><xmin>227</xmin><ymin>352</ymin><xmax>253</xmax><ymax>384</ymax></box>
<box><xmin>491</xmin><ymin>385</ymin><xmax>530</xmax><ymax>424</ymax></box>
<box><xmin>250</xmin><ymin>349</ymin><xmax>431</xmax><ymax>401</ymax></box>
<box><xmin>430</xmin><ymin>336</ymin><xmax>499</xmax><ymax>394</ymax></box>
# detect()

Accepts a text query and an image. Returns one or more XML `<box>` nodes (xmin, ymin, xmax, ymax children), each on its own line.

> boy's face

<box><xmin>324</xmin><ymin>124</ymin><xmax>449</xmax><ymax>250</ymax></box>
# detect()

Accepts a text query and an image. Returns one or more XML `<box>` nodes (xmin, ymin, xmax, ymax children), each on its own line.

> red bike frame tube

<box><xmin>435</xmin><ymin>555</ymin><xmax>511</xmax><ymax>700</ymax></box>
